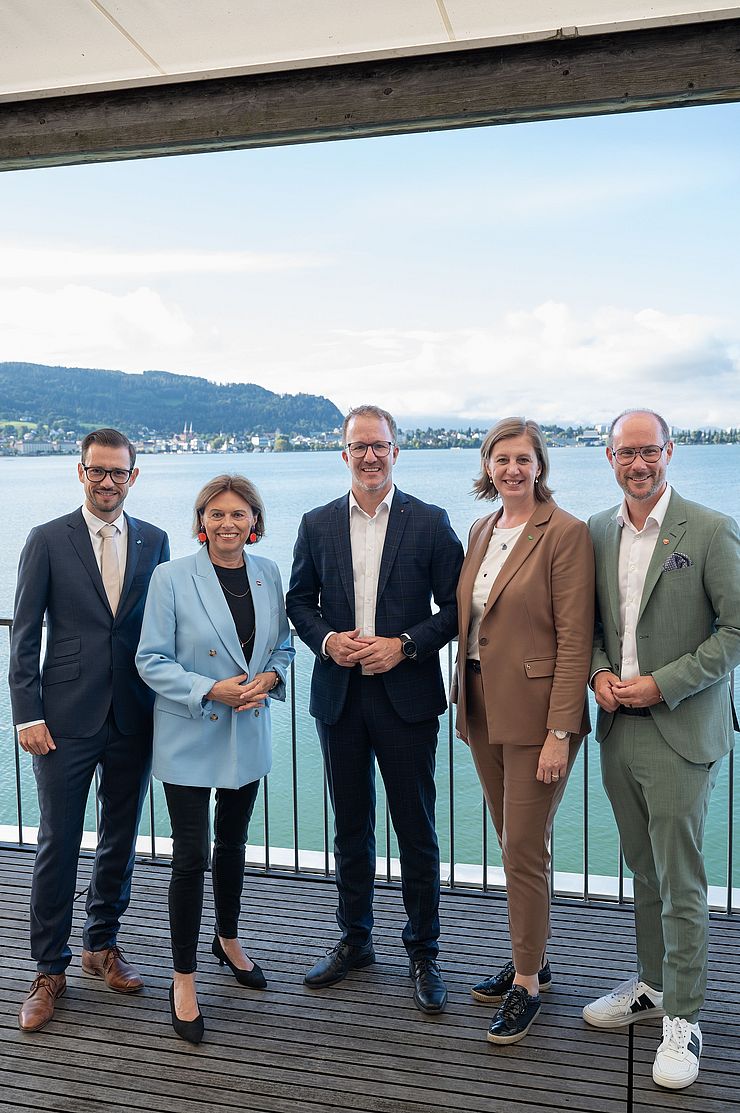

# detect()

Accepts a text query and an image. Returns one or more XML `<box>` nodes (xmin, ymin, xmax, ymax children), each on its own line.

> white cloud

<box><xmin>0</xmin><ymin>285</ymin><xmax>193</xmax><ymax>364</ymax></box>
<box><xmin>0</xmin><ymin>245</ymin><xmax>327</xmax><ymax>281</ymax></box>
<box><xmin>268</xmin><ymin>303</ymin><xmax>740</xmax><ymax>427</ymax></box>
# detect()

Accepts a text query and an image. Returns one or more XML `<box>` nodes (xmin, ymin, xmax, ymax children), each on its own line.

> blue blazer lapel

<box><xmin>67</xmin><ymin>509</ymin><xmax>110</xmax><ymax>613</ymax></box>
<box><xmin>245</xmin><ymin>555</ymin><xmax>270</xmax><ymax>673</ymax></box>
<box><xmin>192</xmin><ymin>545</ymin><xmax>248</xmax><ymax>669</ymax></box>
<box><xmin>116</xmin><ymin>513</ymin><xmax>143</xmax><ymax>619</ymax></box>
<box><xmin>330</xmin><ymin>496</ymin><xmax>355</xmax><ymax>617</ymax></box>
<box><xmin>377</xmin><ymin>488</ymin><xmax>410</xmax><ymax>599</ymax></box>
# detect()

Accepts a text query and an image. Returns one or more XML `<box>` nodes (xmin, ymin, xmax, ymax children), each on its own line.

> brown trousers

<box><xmin>465</xmin><ymin>668</ymin><xmax>581</xmax><ymax>974</ymax></box>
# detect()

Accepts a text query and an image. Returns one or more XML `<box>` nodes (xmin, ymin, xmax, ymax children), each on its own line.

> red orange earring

<box><xmin>247</xmin><ymin>531</ymin><xmax>257</xmax><ymax>545</ymax></box>
<box><xmin>197</xmin><ymin>522</ymin><xmax>207</xmax><ymax>544</ymax></box>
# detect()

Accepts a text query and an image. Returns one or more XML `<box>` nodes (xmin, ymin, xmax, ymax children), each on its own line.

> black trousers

<box><xmin>317</xmin><ymin>671</ymin><xmax>441</xmax><ymax>961</ymax></box>
<box><xmin>31</xmin><ymin>711</ymin><xmax>151</xmax><ymax>973</ymax></box>
<box><xmin>163</xmin><ymin>780</ymin><xmax>260</xmax><ymax>973</ymax></box>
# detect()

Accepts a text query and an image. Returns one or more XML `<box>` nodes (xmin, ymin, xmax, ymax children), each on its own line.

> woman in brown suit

<box><xmin>453</xmin><ymin>417</ymin><xmax>594</xmax><ymax>1045</ymax></box>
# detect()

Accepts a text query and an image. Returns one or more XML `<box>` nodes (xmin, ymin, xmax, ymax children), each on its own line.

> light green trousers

<box><xmin>600</xmin><ymin>713</ymin><xmax>721</xmax><ymax>1023</ymax></box>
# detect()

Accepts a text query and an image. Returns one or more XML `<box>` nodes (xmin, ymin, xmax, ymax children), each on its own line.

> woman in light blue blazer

<box><xmin>137</xmin><ymin>474</ymin><xmax>294</xmax><ymax>1044</ymax></box>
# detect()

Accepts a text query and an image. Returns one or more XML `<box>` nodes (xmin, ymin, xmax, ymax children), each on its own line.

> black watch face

<box><xmin>403</xmin><ymin>639</ymin><xmax>416</xmax><ymax>657</ymax></box>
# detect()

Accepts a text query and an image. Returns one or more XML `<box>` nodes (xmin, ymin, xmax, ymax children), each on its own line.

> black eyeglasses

<box><xmin>81</xmin><ymin>465</ymin><xmax>134</xmax><ymax>483</ymax></box>
<box><xmin>612</xmin><ymin>443</ymin><xmax>669</xmax><ymax>464</ymax></box>
<box><xmin>346</xmin><ymin>441</ymin><xmax>395</xmax><ymax>458</ymax></box>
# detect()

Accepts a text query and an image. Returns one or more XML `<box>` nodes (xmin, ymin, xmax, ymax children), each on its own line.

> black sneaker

<box><xmin>472</xmin><ymin>960</ymin><xmax>551</xmax><ymax>1003</ymax></box>
<box><xmin>487</xmin><ymin>986</ymin><xmax>542</xmax><ymax>1045</ymax></box>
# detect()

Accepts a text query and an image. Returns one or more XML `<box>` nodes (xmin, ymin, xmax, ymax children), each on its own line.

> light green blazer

<box><xmin>589</xmin><ymin>488</ymin><xmax>740</xmax><ymax>763</ymax></box>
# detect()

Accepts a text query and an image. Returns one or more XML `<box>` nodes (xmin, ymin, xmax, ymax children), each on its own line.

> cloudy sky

<box><xmin>1</xmin><ymin>101</ymin><xmax>739</xmax><ymax>428</ymax></box>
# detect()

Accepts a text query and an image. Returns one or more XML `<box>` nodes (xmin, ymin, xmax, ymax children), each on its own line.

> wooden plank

<box><xmin>0</xmin><ymin>19</ymin><xmax>739</xmax><ymax>172</ymax></box>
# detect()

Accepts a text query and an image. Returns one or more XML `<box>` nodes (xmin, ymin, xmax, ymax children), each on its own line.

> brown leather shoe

<box><xmin>81</xmin><ymin>945</ymin><xmax>143</xmax><ymax>993</ymax></box>
<box><xmin>18</xmin><ymin>973</ymin><xmax>66</xmax><ymax>1032</ymax></box>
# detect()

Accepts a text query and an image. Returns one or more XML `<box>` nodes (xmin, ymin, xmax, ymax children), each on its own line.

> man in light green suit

<box><xmin>582</xmin><ymin>409</ymin><xmax>740</xmax><ymax>1091</ymax></box>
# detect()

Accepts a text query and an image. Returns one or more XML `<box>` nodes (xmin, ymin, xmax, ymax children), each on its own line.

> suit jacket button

<box><xmin>209</xmin><ymin>649</ymin><xmax>217</xmax><ymax>657</ymax></box>
<box><xmin>210</xmin><ymin>713</ymin><xmax>218</xmax><ymax>721</ymax></box>
<box><xmin>254</xmin><ymin>709</ymin><xmax>260</xmax><ymax>717</ymax></box>
<box><xmin>479</xmin><ymin>637</ymin><xmax>488</xmax><ymax>647</ymax></box>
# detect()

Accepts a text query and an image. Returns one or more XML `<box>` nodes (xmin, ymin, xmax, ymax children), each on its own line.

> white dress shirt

<box><xmin>321</xmin><ymin>486</ymin><xmax>395</xmax><ymax>662</ymax></box>
<box><xmin>17</xmin><ymin>507</ymin><xmax>128</xmax><ymax>732</ymax></box>
<box><xmin>616</xmin><ymin>484</ymin><xmax>672</xmax><ymax>679</ymax></box>
<box><xmin>467</xmin><ymin>522</ymin><xmax>526</xmax><ymax>659</ymax></box>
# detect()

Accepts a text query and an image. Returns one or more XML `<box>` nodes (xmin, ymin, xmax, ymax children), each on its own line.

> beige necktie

<box><xmin>99</xmin><ymin>524</ymin><xmax>121</xmax><ymax>615</ymax></box>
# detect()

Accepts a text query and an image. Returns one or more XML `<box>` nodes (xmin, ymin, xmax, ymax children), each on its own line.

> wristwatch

<box><xmin>399</xmin><ymin>633</ymin><xmax>417</xmax><ymax>659</ymax></box>
<box><xmin>549</xmin><ymin>729</ymin><xmax>570</xmax><ymax>740</ymax></box>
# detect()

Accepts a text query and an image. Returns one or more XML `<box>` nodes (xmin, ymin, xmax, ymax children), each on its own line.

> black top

<box><xmin>213</xmin><ymin>563</ymin><xmax>255</xmax><ymax>663</ymax></box>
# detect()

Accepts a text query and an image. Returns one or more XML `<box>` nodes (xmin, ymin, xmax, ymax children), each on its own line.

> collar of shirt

<box><xmin>616</xmin><ymin>483</ymin><xmax>672</xmax><ymax>534</ymax></box>
<box><xmin>81</xmin><ymin>504</ymin><xmax>126</xmax><ymax>536</ymax></box>
<box><xmin>349</xmin><ymin>484</ymin><xmax>395</xmax><ymax>521</ymax></box>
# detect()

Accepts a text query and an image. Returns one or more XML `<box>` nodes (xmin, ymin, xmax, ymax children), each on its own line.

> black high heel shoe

<box><xmin>212</xmin><ymin>936</ymin><xmax>267</xmax><ymax>989</ymax></box>
<box><xmin>169</xmin><ymin>982</ymin><xmax>204</xmax><ymax>1045</ymax></box>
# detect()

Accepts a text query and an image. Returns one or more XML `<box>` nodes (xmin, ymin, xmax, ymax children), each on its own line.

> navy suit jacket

<box><xmin>286</xmin><ymin>487</ymin><xmax>464</xmax><ymax>725</ymax></box>
<box><xmin>9</xmin><ymin>507</ymin><xmax>170</xmax><ymax>738</ymax></box>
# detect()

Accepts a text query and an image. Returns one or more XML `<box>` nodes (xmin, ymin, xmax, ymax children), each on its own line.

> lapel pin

<box><xmin>255</xmin><ymin>579</ymin><xmax>263</xmax><ymax>586</ymax></box>
<box><xmin>136</xmin><ymin>539</ymin><xmax>142</xmax><ymax>545</ymax></box>
<box><xmin>527</xmin><ymin>535</ymin><xmax>533</xmax><ymax>541</ymax></box>
<box><xmin>662</xmin><ymin>538</ymin><xmax>670</xmax><ymax>545</ymax></box>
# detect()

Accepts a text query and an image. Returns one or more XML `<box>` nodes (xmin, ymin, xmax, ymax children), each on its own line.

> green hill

<box><xmin>0</xmin><ymin>363</ymin><xmax>342</xmax><ymax>434</ymax></box>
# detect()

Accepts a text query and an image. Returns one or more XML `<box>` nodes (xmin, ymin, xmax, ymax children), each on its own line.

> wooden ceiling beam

<box><xmin>1</xmin><ymin>18</ymin><xmax>739</xmax><ymax>171</ymax></box>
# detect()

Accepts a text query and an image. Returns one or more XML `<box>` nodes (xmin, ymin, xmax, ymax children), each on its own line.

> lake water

<box><xmin>1</xmin><ymin>446</ymin><xmax>738</xmax><ymax>887</ymax></box>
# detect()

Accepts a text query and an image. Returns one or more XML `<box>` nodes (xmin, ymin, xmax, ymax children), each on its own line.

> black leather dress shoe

<box><xmin>409</xmin><ymin>957</ymin><xmax>448</xmax><ymax>1014</ymax></box>
<box><xmin>304</xmin><ymin>941</ymin><xmax>376</xmax><ymax>988</ymax></box>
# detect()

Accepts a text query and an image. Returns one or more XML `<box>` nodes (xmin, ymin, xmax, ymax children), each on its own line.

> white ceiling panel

<box><xmin>1</xmin><ymin>1</ymin><xmax>738</xmax><ymax>102</ymax></box>
<box><xmin>0</xmin><ymin>0</ymin><xmax>162</xmax><ymax>95</ymax></box>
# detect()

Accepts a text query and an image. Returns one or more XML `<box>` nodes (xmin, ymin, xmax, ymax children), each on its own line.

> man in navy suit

<box><xmin>9</xmin><ymin>428</ymin><xmax>169</xmax><ymax>1031</ymax></box>
<box><xmin>287</xmin><ymin>404</ymin><xmax>463</xmax><ymax>1013</ymax></box>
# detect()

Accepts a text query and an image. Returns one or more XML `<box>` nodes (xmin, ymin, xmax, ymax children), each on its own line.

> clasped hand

<box><xmin>593</xmin><ymin>671</ymin><xmax>662</xmax><ymax>711</ymax></box>
<box><xmin>207</xmin><ymin>672</ymin><xmax>275</xmax><ymax>712</ymax></box>
<box><xmin>326</xmin><ymin>629</ymin><xmax>405</xmax><ymax>674</ymax></box>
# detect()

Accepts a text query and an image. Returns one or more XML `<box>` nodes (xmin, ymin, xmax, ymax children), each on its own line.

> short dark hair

<box><xmin>472</xmin><ymin>417</ymin><xmax>553</xmax><ymax>503</ymax></box>
<box><xmin>81</xmin><ymin>428</ymin><xmax>136</xmax><ymax>468</ymax></box>
<box><xmin>342</xmin><ymin>404</ymin><xmax>398</xmax><ymax>443</ymax></box>
<box><xmin>608</xmin><ymin>409</ymin><xmax>670</xmax><ymax>446</ymax></box>
<box><xmin>192</xmin><ymin>474</ymin><xmax>266</xmax><ymax>542</ymax></box>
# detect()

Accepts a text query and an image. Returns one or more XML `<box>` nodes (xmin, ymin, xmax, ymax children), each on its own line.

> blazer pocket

<box><xmin>524</xmin><ymin>656</ymin><xmax>556</xmax><ymax>679</ymax></box>
<box><xmin>155</xmin><ymin>695</ymin><xmax>195</xmax><ymax>719</ymax></box>
<box><xmin>42</xmin><ymin>661</ymin><xmax>80</xmax><ymax>685</ymax></box>
<box><xmin>52</xmin><ymin>636</ymin><xmax>80</xmax><ymax>659</ymax></box>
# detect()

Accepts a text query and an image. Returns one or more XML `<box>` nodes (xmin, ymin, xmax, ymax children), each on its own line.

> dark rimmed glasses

<box><xmin>80</xmin><ymin>464</ymin><xmax>134</xmax><ymax>483</ymax></box>
<box><xmin>612</xmin><ymin>443</ymin><xmax>669</xmax><ymax>465</ymax></box>
<box><xmin>346</xmin><ymin>441</ymin><xmax>395</xmax><ymax>458</ymax></box>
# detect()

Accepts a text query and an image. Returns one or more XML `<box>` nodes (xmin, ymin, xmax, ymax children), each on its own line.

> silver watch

<box><xmin>549</xmin><ymin>729</ymin><xmax>570</xmax><ymax>741</ymax></box>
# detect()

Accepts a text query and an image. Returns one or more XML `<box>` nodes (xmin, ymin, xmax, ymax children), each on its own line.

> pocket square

<box><xmin>662</xmin><ymin>552</ymin><xmax>693</xmax><ymax>572</ymax></box>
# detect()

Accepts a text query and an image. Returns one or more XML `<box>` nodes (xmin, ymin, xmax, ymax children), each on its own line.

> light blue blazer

<box><xmin>136</xmin><ymin>545</ymin><xmax>294</xmax><ymax>789</ymax></box>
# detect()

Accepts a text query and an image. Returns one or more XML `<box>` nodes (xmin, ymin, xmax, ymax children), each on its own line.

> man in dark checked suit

<box><xmin>9</xmin><ymin>428</ymin><xmax>169</xmax><ymax>1032</ymax></box>
<box><xmin>287</xmin><ymin>404</ymin><xmax>463</xmax><ymax>1013</ymax></box>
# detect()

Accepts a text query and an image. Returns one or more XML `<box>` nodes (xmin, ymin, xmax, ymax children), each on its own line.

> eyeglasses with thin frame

<box><xmin>612</xmin><ymin>442</ymin><xmax>669</xmax><ymax>465</ymax></box>
<box><xmin>81</xmin><ymin>464</ymin><xmax>134</xmax><ymax>483</ymax></box>
<box><xmin>346</xmin><ymin>441</ymin><xmax>395</xmax><ymax>458</ymax></box>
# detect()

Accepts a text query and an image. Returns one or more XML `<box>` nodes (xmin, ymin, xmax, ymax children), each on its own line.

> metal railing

<box><xmin>1</xmin><ymin>617</ymin><xmax>737</xmax><ymax>912</ymax></box>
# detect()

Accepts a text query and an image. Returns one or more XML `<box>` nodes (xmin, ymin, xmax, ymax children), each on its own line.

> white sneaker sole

<box><xmin>582</xmin><ymin>1003</ymin><xmax>665</xmax><ymax>1029</ymax></box>
<box><xmin>652</xmin><ymin>1063</ymin><xmax>699</xmax><ymax>1090</ymax></box>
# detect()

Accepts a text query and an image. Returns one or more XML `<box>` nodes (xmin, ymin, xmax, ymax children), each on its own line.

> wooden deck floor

<box><xmin>0</xmin><ymin>846</ymin><xmax>737</xmax><ymax>1113</ymax></box>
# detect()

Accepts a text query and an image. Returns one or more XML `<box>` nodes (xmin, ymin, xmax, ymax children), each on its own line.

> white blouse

<box><xmin>466</xmin><ymin>522</ymin><xmax>526</xmax><ymax>659</ymax></box>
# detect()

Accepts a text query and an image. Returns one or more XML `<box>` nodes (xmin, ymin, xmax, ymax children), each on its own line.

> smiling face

<box><xmin>201</xmin><ymin>490</ymin><xmax>256</xmax><ymax>567</ymax></box>
<box><xmin>342</xmin><ymin>413</ymin><xmax>399</xmax><ymax>507</ymax></box>
<box><xmin>78</xmin><ymin>443</ymin><xmax>138</xmax><ymax>522</ymax></box>
<box><xmin>607</xmin><ymin>412</ymin><xmax>673</xmax><ymax>508</ymax></box>
<box><xmin>486</xmin><ymin>433</ymin><xmax>541</xmax><ymax>513</ymax></box>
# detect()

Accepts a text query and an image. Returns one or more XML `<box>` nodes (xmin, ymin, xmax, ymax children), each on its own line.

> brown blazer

<box><xmin>452</xmin><ymin>500</ymin><xmax>595</xmax><ymax>746</ymax></box>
